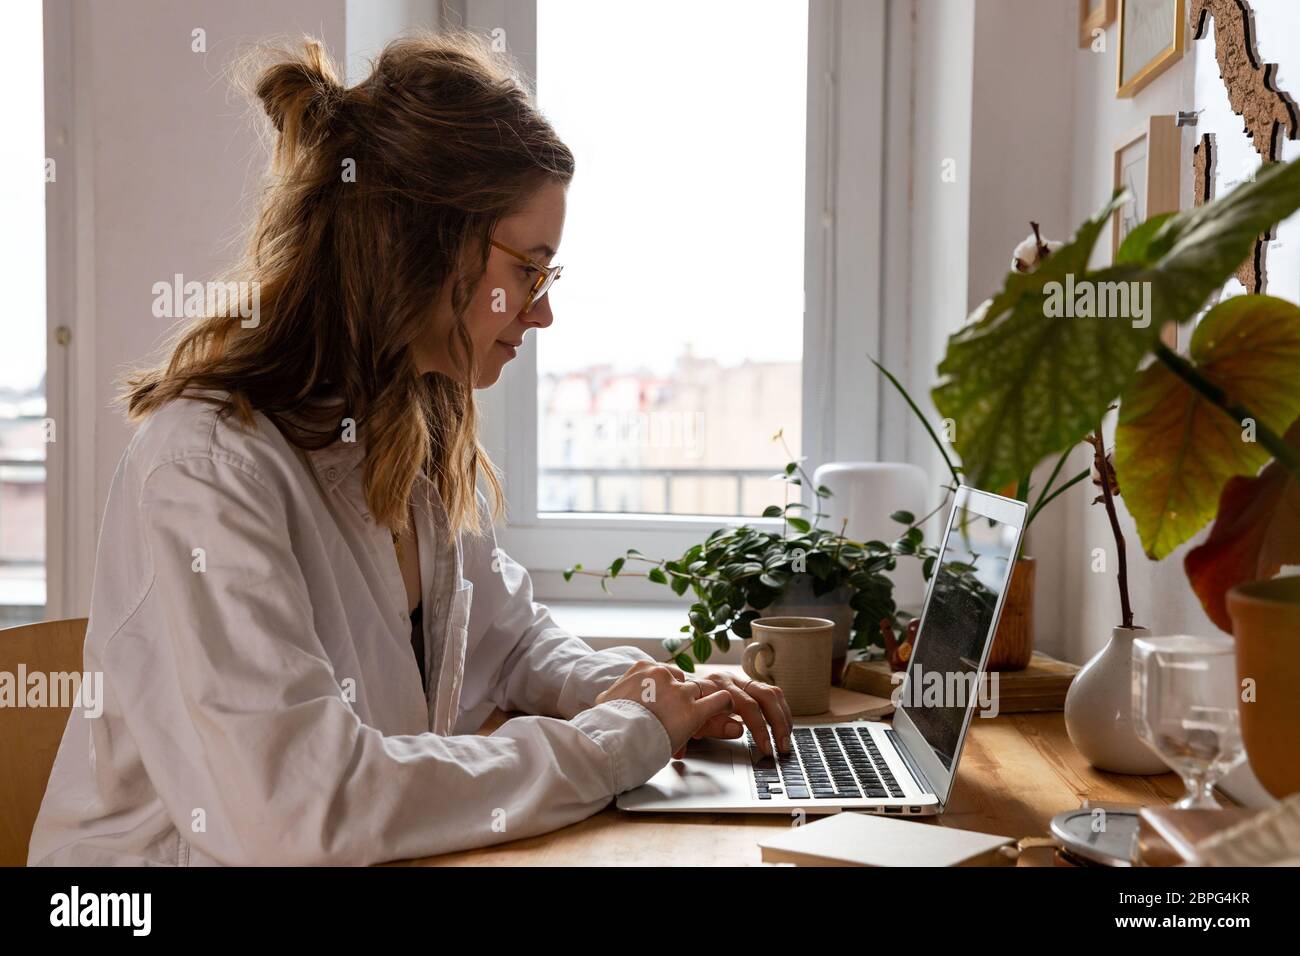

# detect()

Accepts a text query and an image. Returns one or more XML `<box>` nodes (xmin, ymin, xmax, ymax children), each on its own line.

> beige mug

<box><xmin>742</xmin><ymin>616</ymin><xmax>834</xmax><ymax>716</ymax></box>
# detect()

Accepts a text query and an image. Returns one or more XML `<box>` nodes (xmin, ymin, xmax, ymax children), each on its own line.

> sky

<box><xmin>535</xmin><ymin>0</ymin><xmax>808</xmax><ymax>377</ymax></box>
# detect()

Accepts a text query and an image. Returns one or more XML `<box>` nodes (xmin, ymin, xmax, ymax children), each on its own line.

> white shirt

<box><xmin>28</xmin><ymin>394</ymin><xmax>670</xmax><ymax>866</ymax></box>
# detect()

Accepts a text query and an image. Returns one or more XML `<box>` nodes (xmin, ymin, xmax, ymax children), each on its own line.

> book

<box><xmin>759</xmin><ymin>811</ymin><xmax>1018</xmax><ymax>867</ymax></box>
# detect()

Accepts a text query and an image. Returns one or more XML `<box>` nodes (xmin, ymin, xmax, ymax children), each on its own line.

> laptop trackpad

<box><xmin>616</xmin><ymin>739</ymin><xmax>747</xmax><ymax>812</ymax></box>
<box><xmin>660</xmin><ymin>741</ymin><xmax>737</xmax><ymax>797</ymax></box>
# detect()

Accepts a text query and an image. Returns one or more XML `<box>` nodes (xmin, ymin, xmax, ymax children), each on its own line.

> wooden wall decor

<box><xmin>1079</xmin><ymin>0</ymin><xmax>1118</xmax><ymax>49</ymax></box>
<box><xmin>1191</xmin><ymin>0</ymin><xmax>1300</xmax><ymax>294</ymax></box>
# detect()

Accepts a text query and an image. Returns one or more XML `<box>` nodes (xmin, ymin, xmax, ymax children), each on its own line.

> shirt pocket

<box><xmin>432</xmin><ymin>579</ymin><xmax>473</xmax><ymax>735</ymax></box>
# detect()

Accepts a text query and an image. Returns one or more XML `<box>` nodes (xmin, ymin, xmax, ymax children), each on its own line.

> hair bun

<box><xmin>253</xmin><ymin>38</ymin><xmax>344</xmax><ymax>162</ymax></box>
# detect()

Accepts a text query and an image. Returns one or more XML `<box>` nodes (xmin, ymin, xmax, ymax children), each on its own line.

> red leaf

<box><xmin>1184</xmin><ymin>421</ymin><xmax>1300</xmax><ymax>632</ymax></box>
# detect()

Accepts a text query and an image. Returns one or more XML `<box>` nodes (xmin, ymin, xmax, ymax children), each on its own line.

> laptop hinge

<box><xmin>886</xmin><ymin>728</ymin><xmax>937</xmax><ymax>802</ymax></box>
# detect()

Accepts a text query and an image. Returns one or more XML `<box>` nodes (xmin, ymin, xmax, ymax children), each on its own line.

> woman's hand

<box><xmin>675</xmin><ymin>668</ymin><xmax>794</xmax><ymax>759</ymax></box>
<box><xmin>595</xmin><ymin>661</ymin><xmax>736</xmax><ymax>756</ymax></box>
<box><xmin>598</xmin><ymin>661</ymin><xmax>794</xmax><ymax>761</ymax></box>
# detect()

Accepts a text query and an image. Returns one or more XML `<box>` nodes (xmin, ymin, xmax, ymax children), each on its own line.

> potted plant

<box><xmin>565</xmin><ymin>431</ymin><xmax>937</xmax><ymax>682</ymax></box>
<box><xmin>873</xmin><ymin>355</ymin><xmax>1089</xmax><ymax>670</ymax></box>
<box><xmin>929</xmin><ymin>156</ymin><xmax>1300</xmax><ymax>774</ymax></box>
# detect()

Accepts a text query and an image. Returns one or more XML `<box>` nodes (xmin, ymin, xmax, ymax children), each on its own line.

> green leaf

<box><xmin>647</xmin><ymin>566</ymin><xmax>668</xmax><ymax>585</ymax></box>
<box><xmin>762</xmin><ymin>505</ymin><xmax>783</xmax><ymax>518</ymax></box>
<box><xmin>692</xmin><ymin>632</ymin><xmax>712</xmax><ymax>662</ymax></box>
<box><xmin>786</xmin><ymin>516</ymin><xmax>812</xmax><ymax>533</ymax></box>
<box><xmin>609</xmin><ymin>557</ymin><xmax>625</xmax><ymax>577</ymax></box>
<box><xmin>933</xmin><ymin>159</ymin><xmax>1300</xmax><ymax>492</ymax></box>
<box><xmin>889</xmin><ymin>510</ymin><xmax>915</xmax><ymax>525</ymax></box>
<box><xmin>931</xmin><ymin>191</ymin><xmax>1140</xmax><ymax>491</ymax></box>
<box><xmin>1116</xmin><ymin>295</ymin><xmax>1300</xmax><ymax>559</ymax></box>
<box><xmin>1115</xmin><ymin>211</ymin><xmax>1176</xmax><ymax>265</ymax></box>
<box><xmin>671</xmin><ymin>575</ymin><xmax>690</xmax><ymax>596</ymax></box>
<box><xmin>674</xmin><ymin>653</ymin><xmax>695</xmax><ymax>673</ymax></box>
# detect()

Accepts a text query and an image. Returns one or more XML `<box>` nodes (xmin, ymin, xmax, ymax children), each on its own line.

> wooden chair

<box><xmin>0</xmin><ymin>618</ymin><xmax>88</xmax><ymax>866</ymax></box>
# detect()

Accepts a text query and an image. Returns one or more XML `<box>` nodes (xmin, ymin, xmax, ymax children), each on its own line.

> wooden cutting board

<box><xmin>839</xmin><ymin>652</ymin><xmax>1079</xmax><ymax>713</ymax></box>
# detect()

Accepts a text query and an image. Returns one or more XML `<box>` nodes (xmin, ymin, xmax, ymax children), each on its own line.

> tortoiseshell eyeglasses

<box><xmin>490</xmin><ymin>239</ymin><xmax>563</xmax><ymax>313</ymax></box>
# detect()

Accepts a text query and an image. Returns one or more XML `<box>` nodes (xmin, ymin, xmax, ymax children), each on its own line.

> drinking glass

<box><xmin>1132</xmin><ymin>635</ymin><xmax>1245</xmax><ymax>809</ymax></box>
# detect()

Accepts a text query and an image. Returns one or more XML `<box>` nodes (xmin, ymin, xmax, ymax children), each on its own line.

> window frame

<box><xmin>436</xmin><ymin>0</ymin><xmax>886</xmax><ymax>600</ymax></box>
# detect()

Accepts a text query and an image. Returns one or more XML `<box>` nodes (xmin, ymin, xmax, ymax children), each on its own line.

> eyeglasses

<box><xmin>490</xmin><ymin>239</ymin><xmax>563</xmax><ymax>313</ymax></box>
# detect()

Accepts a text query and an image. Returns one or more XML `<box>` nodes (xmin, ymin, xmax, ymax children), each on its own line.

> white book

<box><xmin>759</xmin><ymin>811</ymin><xmax>1017</xmax><ymax>867</ymax></box>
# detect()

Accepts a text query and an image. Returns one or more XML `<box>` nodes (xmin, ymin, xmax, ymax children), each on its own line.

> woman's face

<box><xmin>413</xmin><ymin>180</ymin><xmax>567</xmax><ymax>388</ymax></box>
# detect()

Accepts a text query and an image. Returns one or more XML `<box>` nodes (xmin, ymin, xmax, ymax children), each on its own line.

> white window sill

<box><xmin>543</xmin><ymin>599</ymin><xmax>747</xmax><ymax>665</ymax></box>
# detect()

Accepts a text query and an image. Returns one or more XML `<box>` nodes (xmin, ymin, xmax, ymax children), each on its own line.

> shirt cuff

<box><xmin>570</xmin><ymin>698</ymin><xmax>672</xmax><ymax>793</ymax></box>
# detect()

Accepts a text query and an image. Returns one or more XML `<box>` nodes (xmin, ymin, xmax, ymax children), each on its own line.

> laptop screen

<box><xmin>899</xmin><ymin>502</ymin><xmax>1019</xmax><ymax>770</ymax></box>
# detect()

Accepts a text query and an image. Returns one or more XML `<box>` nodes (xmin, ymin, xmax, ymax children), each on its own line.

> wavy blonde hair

<box><xmin>123</xmin><ymin>31</ymin><xmax>574</xmax><ymax>538</ymax></box>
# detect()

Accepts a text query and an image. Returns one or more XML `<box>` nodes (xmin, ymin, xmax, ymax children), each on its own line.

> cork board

<box><xmin>1191</xmin><ymin>0</ymin><xmax>1300</xmax><ymax>295</ymax></box>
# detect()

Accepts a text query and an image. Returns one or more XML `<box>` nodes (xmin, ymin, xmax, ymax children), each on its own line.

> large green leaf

<box><xmin>933</xmin><ymin>157</ymin><xmax>1300</xmax><ymax>491</ymax></box>
<box><xmin>1115</xmin><ymin>295</ymin><xmax>1300</xmax><ymax>559</ymax></box>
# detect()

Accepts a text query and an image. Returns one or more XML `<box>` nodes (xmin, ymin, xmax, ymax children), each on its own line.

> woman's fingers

<box><xmin>743</xmin><ymin>680</ymin><xmax>794</xmax><ymax>753</ymax></box>
<box><xmin>720</xmin><ymin>684</ymin><xmax>776</xmax><ymax>756</ymax></box>
<box><xmin>693</xmin><ymin>713</ymin><xmax>745</xmax><ymax>739</ymax></box>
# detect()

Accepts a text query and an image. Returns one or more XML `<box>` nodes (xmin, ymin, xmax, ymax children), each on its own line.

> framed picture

<box><xmin>1079</xmin><ymin>0</ymin><xmax>1117</xmax><ymax>49</ymax></box>
<box><xmin>1114</xmin><ymin>115</ymin><xmax>1181</xmax><ymax>345</ymax></box>
<box><xmin>1117</xmin><ymin>0</ymin><xmax>1185</xmax><ymax>98</ymax></box>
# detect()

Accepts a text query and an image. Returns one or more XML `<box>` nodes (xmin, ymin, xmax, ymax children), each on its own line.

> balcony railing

<box><xmin>540</xmin><ymin>466</ymin><xmax>776</xmax><ymax>516</ymax></box>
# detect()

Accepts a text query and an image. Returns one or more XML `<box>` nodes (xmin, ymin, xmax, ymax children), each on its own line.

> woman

<box><xmin>28</xmin><ymin>31</ymin><xmax>791</xmax><ymax>867</ymax></box>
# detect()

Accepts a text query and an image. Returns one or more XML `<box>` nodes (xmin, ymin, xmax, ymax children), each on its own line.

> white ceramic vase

<box><xmin>1063</xmin><ymin>625</ymin><xmax>1168</xmax><ymax>775</ymax></box>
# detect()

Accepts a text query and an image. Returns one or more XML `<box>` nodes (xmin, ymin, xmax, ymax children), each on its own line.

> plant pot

<box><xmin>986</xmin><ymin>556</ymin><xmax>1035</xmax><ymax>671</ymax></box>
<box><xmin>1226</xmin><ymin>576</ymin><xmax>1300</xmax><ymax>800</ymax></box>
<box><xmin>1063</xmin><ymin>625</ymin><xmax>1167</xmax><ymax>775</ymax></box>
<box><xmin>765</xmin><ymin>575</ymin><xmax>853</xmax><ymax>685</ymax></box>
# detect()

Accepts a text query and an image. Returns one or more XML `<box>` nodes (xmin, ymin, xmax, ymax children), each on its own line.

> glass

<box><xmin>489</xmin><ymin>239</ymin><xmax>562</xmax><ymax>313</ymax></box>
<box><xmin>1132</xmin><ymin>635</ymin><xmax>1245</xmax><ymax>810</ymax></box>
<box><xmin>534</xmin><ymin>0</ymin><xmax>807</xmax><ymax>517</ymax></box>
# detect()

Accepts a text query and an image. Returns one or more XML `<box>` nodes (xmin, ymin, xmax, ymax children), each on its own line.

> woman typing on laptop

<box><xmin>28</xmin><ymin>31</ymin><xmax>791</xmax><ymax>867</ymax></box>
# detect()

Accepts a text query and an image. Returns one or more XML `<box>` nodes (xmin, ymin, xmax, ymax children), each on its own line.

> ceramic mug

<box><xmin>742</xmin><ymin>616</ymin><xmax>834</xmax><ymax>716</ymax></box>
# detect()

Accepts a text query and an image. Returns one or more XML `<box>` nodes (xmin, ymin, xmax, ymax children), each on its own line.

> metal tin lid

<box><xmin>1050</xmin><ymin>808</ymin><xmax>1141</xmax><ymax>867</ymax></box>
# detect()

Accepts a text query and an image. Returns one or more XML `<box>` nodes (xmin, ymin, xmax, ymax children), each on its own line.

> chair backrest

<box><xmin>0</xmin><ymin>618</ymin><xmax>88</xmax><ymax>866</ymax></box>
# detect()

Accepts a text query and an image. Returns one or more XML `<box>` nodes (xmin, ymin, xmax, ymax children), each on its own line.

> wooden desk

<box><xmin>394</xmin><ymin>706</ymin><xmax>1188</xmax><ymax>867</ymax></box>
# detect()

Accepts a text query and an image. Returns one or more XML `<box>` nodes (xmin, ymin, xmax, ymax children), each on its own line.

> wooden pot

<box><xmin>986</xmin><ymin>556</ymin><xmax>1035</xmax><ymax>671</ymax></box>
<box><xmin>1226</xmin><ymin>576</ymin><xmax>1300</xmax><ymax>800</ymax></box>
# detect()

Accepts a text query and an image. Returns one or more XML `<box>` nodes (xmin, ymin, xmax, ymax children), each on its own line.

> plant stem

<box><xmin>1088</xmin><ymin>424</ymin><xmax>1134</xmax><ymax>629</ymax></box>
<box><xmin>871</xmin><ymin>356</ymin><xmax>963</xmax><ymax>485</ymax></box>
<box><xmin>1154</xmin><ymin>342</ymin><xmax>1300</xmax><ymax>482</ymax></box>
<box><xmin>1029</xmin><ymin>447</ymin><xmax>1071</xmax><ymax>521</ymax></box>
<box><xmin>1025</xmin><ymin>468</ymin><xmax>1090</xmax><ymax>526</ymax></box>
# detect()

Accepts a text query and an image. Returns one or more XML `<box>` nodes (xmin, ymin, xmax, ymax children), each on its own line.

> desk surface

<box><xmin>394</xmin><ymin>701</ymin><xmax>1188</xmax><ymax>867</ymax></box>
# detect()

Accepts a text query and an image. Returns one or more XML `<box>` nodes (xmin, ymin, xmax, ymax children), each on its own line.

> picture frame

<box><xmin>1079</xmin><ymin>0</ymin><xmax>1117</xmax><ymax>49</ymax></box>
<box><xmin>1114</xmin><ymin>115</ymin><xmax>1181</xmax><ymax>346</ymax></box>
<box><xmin>1117</xmin><ymin>0</ymin><xmax>1186</xmax><ymax>98</ymax></box>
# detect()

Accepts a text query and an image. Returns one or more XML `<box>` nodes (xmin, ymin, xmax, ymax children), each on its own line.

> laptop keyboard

<box><xmin>747</xmin><ymin>726</ymin><xmax>906</xmax><ymax>801</ymax></box>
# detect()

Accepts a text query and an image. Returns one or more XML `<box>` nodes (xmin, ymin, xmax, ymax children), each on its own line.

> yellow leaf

<box><xmin>1116</xmin><ymin>295</ymin><xmax>1300</xmax><ymax>559</ymax></box>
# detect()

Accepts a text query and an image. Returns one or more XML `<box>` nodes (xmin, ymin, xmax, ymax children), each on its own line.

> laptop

<box><xmin>617</xmin><ymin>485</ymin><xmax>1027</xmax><ymax>816</ymax></box>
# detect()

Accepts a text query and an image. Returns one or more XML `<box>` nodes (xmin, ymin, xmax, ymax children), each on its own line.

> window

<box><xmin>0</xmin><ymin>0</ymin><xmax>47</xmax><ymax>627</ymax></box>
<box><xmin>533</xmin><ymin>0</ymin><xmax>808</xmax><ymax>519</ymax></box>
<box><xmin>473</xmin><ymin>0</ymin><xmax>887</xmax><ymax>593</ymax></box>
